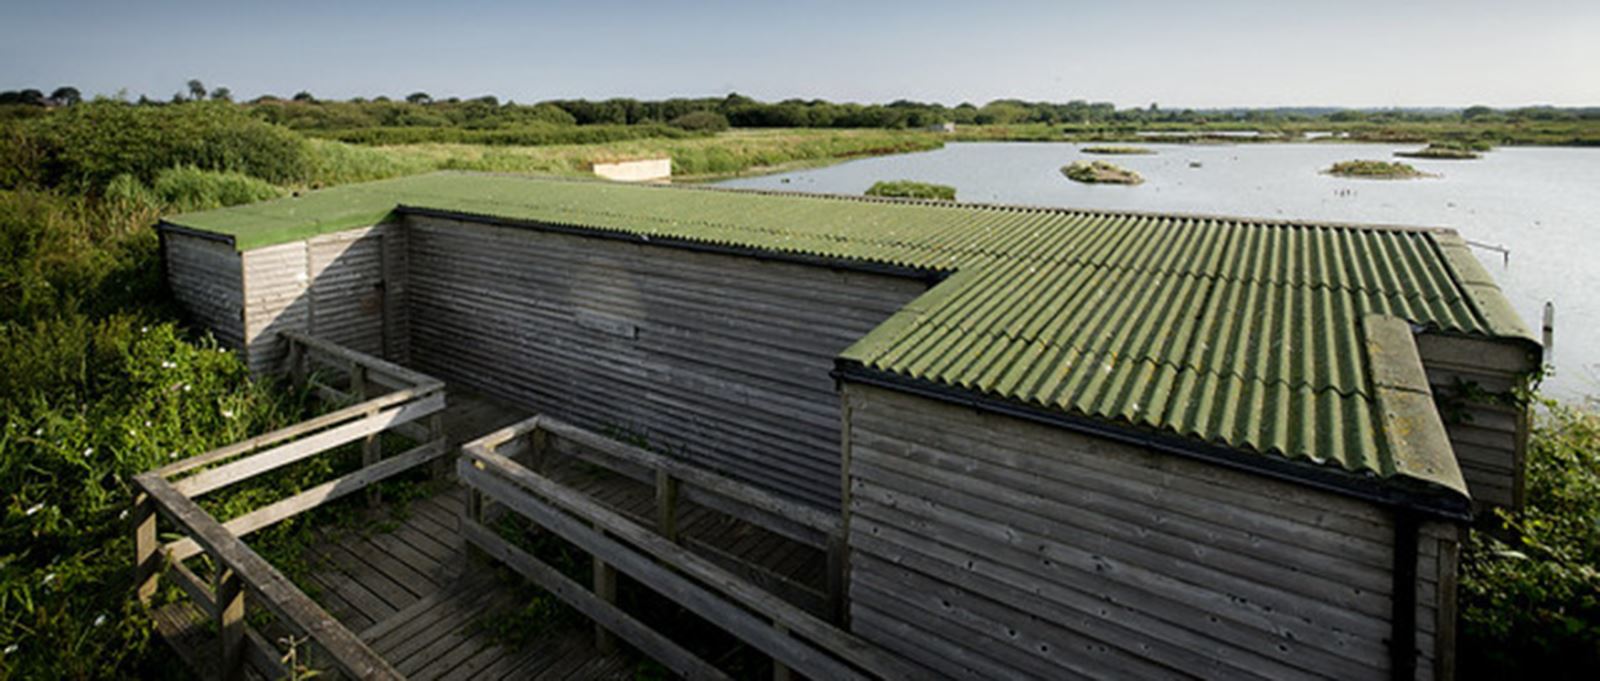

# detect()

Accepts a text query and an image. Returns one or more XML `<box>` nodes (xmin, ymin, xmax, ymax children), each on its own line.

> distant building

<box><xmin>927</xmin><ymin>121</ymin><xmax>956</xmax><ymax>133</ymax></box>
<box><xmin>591</xmin><ymin>157</ymin><xmax>672</xmax><ymax>182</ymax></box>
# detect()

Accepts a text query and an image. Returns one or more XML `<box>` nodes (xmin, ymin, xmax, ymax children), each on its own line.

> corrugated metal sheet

<box><xmin>169</xmin><ymin>173</ymin><xmax>1538</xmax><ymax>491</ymax></box>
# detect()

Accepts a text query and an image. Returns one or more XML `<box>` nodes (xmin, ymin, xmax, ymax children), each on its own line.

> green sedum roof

<box><xmin>166</xmin><ymin>172</ymin><xmax>1540</xmax><ymax>504</ymax></box>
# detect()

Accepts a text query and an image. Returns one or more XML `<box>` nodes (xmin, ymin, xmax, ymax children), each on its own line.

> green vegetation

<box><xmin>668</xmin><ymin>111</ymin><xmax>730</xmax><ymax>132</ymax></box>
<box><xmin>1082</xmin><ymin>145</ymin><xmax>1155</xmax><ymax>155</ymax></box>
<box><xmin>309</xmin><ymin>122</ymin><xmax>699</xmax><ymax>147</ymax></box>
<box><xmin>1325</xmin><ymin>159</ymin><xmax>1428</xmax><ymax>178</ymax></box>
<box><xmin>1061</xmin><ymin>160</ymin><xmax>1144</xmax><ymax>185</ymax></box>
<box><xmin>1395</xmin><ymin>142</ymin><xmax>1484</xmax><ymax>160</ymax></box>
<box><xmin>865</xmin><ymin>180</ymin><xmax>957</xmax><ymax>201</ymax></box>
<box><xmin>1459</xmin><ymin>400</ymin><xmax>1600</xmax><ymax>679</ymax></box>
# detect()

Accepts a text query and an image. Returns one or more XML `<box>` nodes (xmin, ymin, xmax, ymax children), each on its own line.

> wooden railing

<box><xmin>133</xmin><ymin>331</ymin><xmax>448</xmax><ymax>680</ymax></box>
<box><xmin>458</xmin><ymin>415</ymin><xmax>920</xmax><ymax>681</ymax></box>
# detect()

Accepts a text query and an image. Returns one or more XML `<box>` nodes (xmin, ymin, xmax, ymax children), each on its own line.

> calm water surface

<box><xmin>718</xmin><ymin>142</ymin><xmax>1600</xmax><ymax>398</ymax></box>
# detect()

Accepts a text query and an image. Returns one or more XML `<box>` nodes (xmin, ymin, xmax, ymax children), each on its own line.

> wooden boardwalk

<box><xmin>154</xmin><ymin>387</ymin><xmax>830</xmax><ymax>679</ymax></box>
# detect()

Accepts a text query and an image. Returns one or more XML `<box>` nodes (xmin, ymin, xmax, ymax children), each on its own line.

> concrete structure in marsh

<box><xmin>158</xmin><ymin>171</ymin><xmax>1540</xmax><ymax>680</ymax></box>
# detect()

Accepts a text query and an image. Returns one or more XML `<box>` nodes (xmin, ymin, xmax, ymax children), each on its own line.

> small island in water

<box><xmin>1394</xmin><ymin>142</ymin><xmax>1486</xmax><ymax>160</ymax></box>
<box><xmin>1082</xmin><ymin>145</ymin><xmax>1156</xmax><ymax>155</ymax></box>
<box><xmin>1062</xmin><ymin>160</ymin><xmax>1144</xmax><ymax>185</ymax></box>
<box><xmin>1324</xmin><ymin>160</ymin><xmax>1431</xmax><ymax>179</ymax></box>
<box><xmin>865</xmin><ymin>180</ymin><xmax>957</xmax><ymax>201</ymax></box>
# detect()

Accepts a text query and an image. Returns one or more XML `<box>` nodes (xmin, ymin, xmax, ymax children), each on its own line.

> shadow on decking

<box><xmin>145</xmin><ymin>385</ymin><xmax>830</xmax><ymax>680</ymax></box>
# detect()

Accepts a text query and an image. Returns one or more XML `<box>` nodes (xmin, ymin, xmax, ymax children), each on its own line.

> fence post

<box><xmin>353</xmin><ymin>365</ymin><xmax>382</xmax><ymax>507</ymax></box>
<box><xmin>826</xmin><ymin>533</ymin><xmax>848</xmax><ymax>626</ymax></box>
<box><xmin>216</xmin><ymin>565</ymin><xmax>246</xmax><ymax>680</ymax></box>
<box><xmin>655</xmin><ymin>469</ymin><xmax>680</xmax><ymax>543</ymax></box>
<box><xmin>773</xmin><ymin>622</ymin><xmax>792</xmax><ymax>681</ymax></box>
<box><xmin>287</xmin><ymin>338</ymin><xmax>305</xmax><ymax>388</ymax></box>
<box><xmin>593</xmin><ymin>520</ymin><xmax>617</xmax><ymax>654</ymax></box>
<box><xmin>133</xmin><ymin>491</ymin><xmax>160</xmax><ymax>607</ymax></box>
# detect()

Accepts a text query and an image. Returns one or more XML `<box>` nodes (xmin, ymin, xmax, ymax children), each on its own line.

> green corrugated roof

<box><xmin>166</xmin><ymin>172</ymin><xmax>1540</xmax><ymax>502</ymax></box>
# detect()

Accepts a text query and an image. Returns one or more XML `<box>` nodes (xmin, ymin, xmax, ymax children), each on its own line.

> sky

<box><xmin>3</xmin><ymin>0</ymin><xmax>1596</xmax><ymax>109</ymax></box>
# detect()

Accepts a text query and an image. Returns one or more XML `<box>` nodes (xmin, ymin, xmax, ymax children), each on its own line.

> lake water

<box><xmin>718</xmin><ymin>142</ymin><xmax>1600</xmax><ymax>399</ymax></box>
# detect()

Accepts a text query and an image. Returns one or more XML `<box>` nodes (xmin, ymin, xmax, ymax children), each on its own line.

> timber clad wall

<box><xmin>238</xmin><ymin>224</ymin><xmax>407</xmax><ymax>374</ymax></box>
<box><xmin>843</xmin><ymin>384</ymin><xmax>1456</xmax><ymax>680</ymax></box>
<box><xmin>1416</xmin><ymin>334</ymin><xmax>1535</xmax><ymax>510</ymax></box>
<box><xmin>403</xmin><ymin>215</ymin><xmax>926</xmax><ymax>508</ymax></box>
<box><xmin>164</xmin><ymin>232</ymin><xmax>243</xmax><ymax>349</ymax></box>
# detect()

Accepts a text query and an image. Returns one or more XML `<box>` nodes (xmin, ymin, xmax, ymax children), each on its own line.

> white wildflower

<box><xmin>144</xmin><ymin>420</ymin><xmax>152</xmax><ymax>428</ymax></box>
<box><xmin>25</xmin><ymin>503</ymin><xmax>43</xmax><ymax>516</ymax></box>
<box><xmin>2</xmin><ymin>643</ymin><xmax>16</xmax><ymax>655</ymax></box>
<box><xmin>160</xmin><ymin>360</ymin><xmax>174</xmax><ymax>369</ymax></box>
<box><xmin>93</xmin><ymin>614</ymin><xmax>107</xmax><ymax>627</ymax></box>
<box><xmin>42</xmin><ymin>573</ymin><xmax>56</xmax><ymax>586</ymax></box>
<box><xmin>140</xmin><ymin>326</ymin><xmax>148</xmax><ymax>333</ymax></box>
<box><xmin>118</xmin><ymin>509</ymin><xmax>129</xmax><ymax>520</ymax></box>
<box><xmin>183</xmin><ymin>384</ymin><xmax>192</xmax><ymax>392</ymax></box>
<box><xmin>33</xmin><ymin>428</ymin><xmax>42</xmax><ymax>436</ymax></box>
<box><xmin>221</xmin><ymin>409</ymin><xmax>235</xmax><ymax>419</ymax></box>
<box><xmin>84</xmin><ymin>447</ymin><xmax>93</xmax><ymax>455</ymax></box>
<box><xmin>169</xmin><ymin>451</ymin><xmax>179</xmax><ymax>459</ymax></box>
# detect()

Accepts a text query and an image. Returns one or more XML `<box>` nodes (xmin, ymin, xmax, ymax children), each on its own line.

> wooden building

<box><xmin>157</xmin><ymin>172</ymin><xmax>1540</xmax><ymax>680</ymax></box>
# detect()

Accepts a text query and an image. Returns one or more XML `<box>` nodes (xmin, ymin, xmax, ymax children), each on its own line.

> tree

<box><xmin>210</xmin><ymin>87</ymin><xmax>232</xmax><ymax>102</ymax></box>
<box><xmin>406</xmin><ymin>92</ymin><xmax>432</xmax><ymax>104</ymax></box>
<box><xmin>292</xmin><ymin>91</ymin><xmax>315</xmax><ymax>102</ymax></box>
<box><xmin>1463</xmin><ymin>105</ymin><xmax>1495</xmax><ymax>120</ymax></box>
<box><xmin>187</xmin><ymin>79</ymin><xmax>206</xmax><ymax>101</ymax></box>
<box><xmin>50</xmin><ymin>86</ymin><xmax>82</xmax><ymax>106</ymax></box>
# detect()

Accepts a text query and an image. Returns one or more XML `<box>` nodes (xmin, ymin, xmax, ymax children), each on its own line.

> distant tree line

<box><xmin>5</xmin><ymin>82</ymin><xmax>1600</xmax><ymax>131</ymax></box>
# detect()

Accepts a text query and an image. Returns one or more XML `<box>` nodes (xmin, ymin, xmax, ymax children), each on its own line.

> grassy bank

<box><xmin>865</xmin><ymin>180</ymin><xmax>956</xmax><ymax>200</ymax></box>
<box><xmin>355</xmin><ymin>128</ymin><xmax>945</xmax><ymax>181</ymax></box>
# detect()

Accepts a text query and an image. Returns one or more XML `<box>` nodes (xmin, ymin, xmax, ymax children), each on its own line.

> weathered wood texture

<box><xmin>403</xmin><ymin>214</ymin><xmax>925</xmax><ymax>508</ymax></box>
<box><xmin>842</xmin><ymin>383</ymin><xmax>1459</xmax><ymax>681</ymax></box>
<box><xmin>1416</xmin><ymin>333</ymin><xmax>1536</xmax><ymax>510</ymax></box>
<box><xmin>238</xmin><ymin>224</ymin><xmax>407</xmax><ymax>374</ymax></box>
<box><xmin>164</xmin><ymin>232</ymin><xmax>245</xmax><ymax>350</ymax></box>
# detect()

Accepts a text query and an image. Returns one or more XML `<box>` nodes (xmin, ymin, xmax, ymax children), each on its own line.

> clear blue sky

<box><xmin>3</xmin><ymin>0</ymin><xmax>1595</xmax><ymax>108</ymax></box>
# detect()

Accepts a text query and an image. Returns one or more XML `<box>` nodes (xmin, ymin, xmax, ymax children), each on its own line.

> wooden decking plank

<box><xmin>302</xmin><ymin>570</ymin><xmax>378</xmax><ymax>632</ymax></box>
<box><xmin>432</xmin><ymin>632</ymin><xmax>518</xmax><ymax>681</ymax></box>
<box><xmin>399</xmin><ymin>501</ymin><xmax>461</xmax><ymax>544</ymax></box>
<box><xmin>305</xmin><ymin>555</ymin><xmax>398</xmax><ymax>625</ymax></box>
<box><xmin>380</xmin><ymin>583</ymin><xmax>506</xmax><ymax>666</ymax></box>
<box><xmin>313</xmin><ymin>541</ymin><xmax>419</xmax><ymax>613</ymax></box>
<box><xmin>387</xmin><ymin>512</ymin><xmax>462</xmax><ymax>563</ymax></box>
<box><xmin>363</xmin><ymin>575</ymin><xmax>495</xmax><ymax>648</ymax></box>
<box><xmin>370</xmin><ymin>580</ymin><xmax>501</xmax><ymax>658</ymax></box>
<box><xmin>347</xmin><ymin>527</ymin><xmax>451</xmax><ymax>591</ymax></box>
<box><xmin>484</xmin><ymin>634</ymin><xmax>591</xmax><ymax>681</ymax></box>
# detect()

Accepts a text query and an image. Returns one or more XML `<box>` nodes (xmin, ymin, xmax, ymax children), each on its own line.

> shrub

<box><xmin>312</xmin><ymin>122</ymin><xmax>699</xmax><ymax>147</ymax></box>
<box><xmin>151</xmin><ymin>166</ymin><xmax>284</xmax><ymax>213</ymax></box>
<box><xmin>865</xmin><ymin>180</ymin><xmax>957</xmax><ymax>201</ymax></box>
<box><xmin>669</xmin><ymin>111</ymin><xmax>730</xmax><ymax>133</ymax></box>
<box><xmin>1459</xmin><ymin>400</ymin><xmax>1600</xmax><ymax>679</ymax></box>
<box><xmin>1061</xmin><ymin>160</ymin><xmax>1144</xmax><ymax>184</ymax></box>
<box><xmin>17</xmin><ymin>100</ymin><xmax>313</xmax><ymax>191</ymax></box>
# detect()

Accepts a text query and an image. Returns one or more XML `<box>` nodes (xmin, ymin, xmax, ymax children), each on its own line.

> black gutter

<box><xmin>834</xmin><ymin>361</ymin><xmax>1473</xmax><ymax>522</ymax></box>
<box><xmin>1391</xmin><ymin>511</ymin><xmax>1420</xmax><ymax>681</ymax></box>
<box><xmin>395</xmin><ymin>205</ymin><xmax>951</xmax><ymax>286</ymax></box>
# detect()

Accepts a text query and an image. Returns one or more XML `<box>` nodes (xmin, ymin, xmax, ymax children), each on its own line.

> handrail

<box><xmin>134</xmin><ymin>332</ymin><xmax>448</xmax><ymax>680</ymax></box>
<box><xmin>459</xmin><ymin>414</ymin><xmax>919</xmax><ymax>680</ymax></box>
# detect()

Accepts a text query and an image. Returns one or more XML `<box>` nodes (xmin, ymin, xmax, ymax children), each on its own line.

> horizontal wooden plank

<box><xmin>171</xmin><ymin>392</ymin><xmax>444</xmax><ymax>498</ymax></box>
<box><xmin>460</xmin><ymin>455</ymin><xmax>913</xmax><ymax>680</ymax></box>
<box><xmin>165</xmin><ymin>438</ymin><xmax>447</xmax><ymax>562</ymax></box>
<box><xmin>133</xmin><ymin>473</ymin><xmax>401</xmax><ymax>679</ymax></box>
<box><xmin>460</xmin><ymin>518</ymin><xmax>731</xmax><ymax>681</ymax></box>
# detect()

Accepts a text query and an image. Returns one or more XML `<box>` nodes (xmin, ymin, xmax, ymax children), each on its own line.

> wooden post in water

<box><xmin>216</xmin><ymin>566</ymin><xmax>246</xmax><ymax>681</ymax></box>
<box><xmin>133</xmin><ymin>492</ymin><xmax>160</xmax><ymax>607</ymax></box>
<box><xmin>1543</xmin><ymin>302</ymin><xmax>1555</xmax><ymax>353</ymax></box>
<box><xmin>593</xmin><ymin>520</ymin><xmax>618</xmax><ymax>654</ymax></box>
